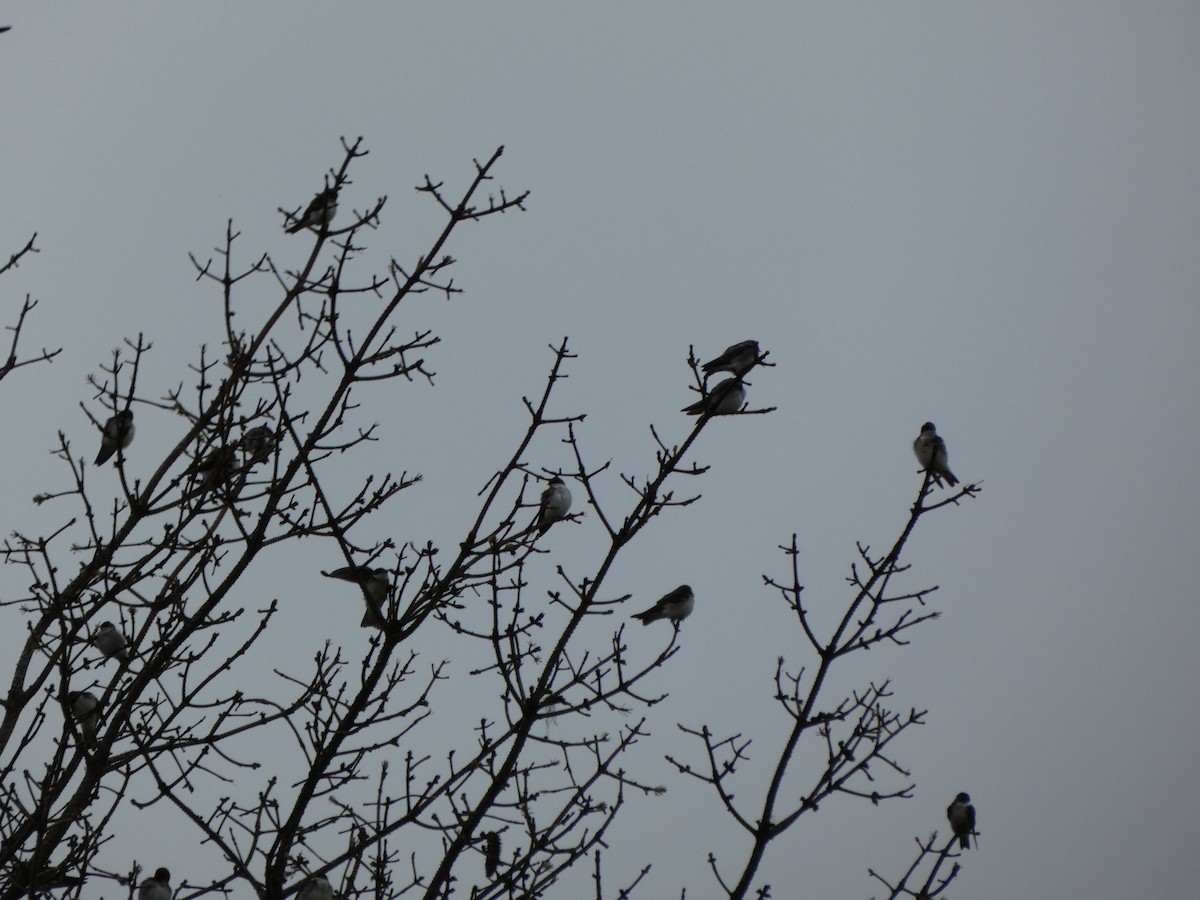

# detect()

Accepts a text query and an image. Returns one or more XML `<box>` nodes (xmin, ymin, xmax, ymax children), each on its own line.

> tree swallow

<box><xmin>483</xmin><ymin>831</ymin><xmax>501</xmax><ymax>878</ymax></box>
<box><xmin>286</xmin><ymin>186</ymin><xmax>338</xmax><ymax>234</ymax></box>
<box><xmin>701</xmin><ymin>340</ymin><xmax>760</xmax><ymax>378</ymax></box>
<box><xmin>91</xmin><ymin>621</ymin><xmax>130</xmax><ymax>662</ymax></box>
<box><xmin>323</xmin><ymin>565</ymin><xmax>389</xmax><ymax>629</ymax></box>
<box><xmin>65</xmin><ymin>690</ymin><xmax>100</xmax><ymax>747</ymax></box>
<box><xmin>10</xmin><ymin>860</ymin><xmax>85</xmax><ymax>891</ymax></box>
<box><xmin>297</xmin><ymin>874</ymin><xmax>333</xmax><ymax>900</ymax></box>
<box><xmin>185</xmin><ymin>445</ymin><xmax>239</xmax><ymax>499</ymax></box>
<box><xmin>682</xmin><ymin>378</ymin><xmax>745</xmax><ymax>416</ymax></box>
<box><xmin>912</xmin><ymin>422</ymin><xmax>959</xmax><ymax>487</ymax></box>
<box><xmin>632</xmin><ymin>585</ymin><xmax>695</xmax><ymax>626</ymax></box>
<box><xmin>94</xmin><ymin>410</ymin><xmax>135</xmax><ymax>466</ymax></box>
<box><xmin>536</xmin><ymin>476</ymin><xmax>572</xmax><ymax>535</ymax></box>
<box><xmin>240</xmin><ymin>424</ymin><xmax>276</xmax><ymax>466</ymax></box>
<box><xmin>137</xmin><ymin>867</ymin><xmax>172</xmax><ymax>900</ymax></box>
<box><xmin>946</xmin><ymin>792</ymin><xmax>976</xmax><ymax>850</ymax></box>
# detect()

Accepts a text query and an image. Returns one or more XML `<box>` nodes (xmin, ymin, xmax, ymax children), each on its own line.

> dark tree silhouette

<box><xmin>1</xmin><ymin>233</ymin><xmax>61</xmax><ymax>383</ymax></box>
<box><xmin>0</xmin><ymin>142</ymin><xmax>979</xmax><ymax>900</ymax></box>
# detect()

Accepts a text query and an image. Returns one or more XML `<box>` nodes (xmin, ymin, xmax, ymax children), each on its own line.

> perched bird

<box><xmin>138</xmin><ymin>867</ymin><xmax>172</xmax><ymax>900</ymax></box>
<box><xmin>91</xmin><ymin>621</ymin><xmax>130</xmax><ymax>662</ymax></box>
<box><xmin>632</xmin><ymin>585</ymin><xmax>695</xmax><ymax>627</ymax></box>
<box><xmin>483</xmin><ymin>831</ymin><xmax>501</xmax><ymax>878</ymax></box>
<box><xmin>536</xmin><ymin>476</ymin><xmax>572</xmax><ymax>535</ymax></box>
<box><xmin>912</xmin><ymin>422</ymin><xmax>959</xmax><ymax>487</ymax></box>
<box><xmin>95</xmin><ymin>410</ymin><xmax>135</xmax><ymax>466</ymax></box>
<box><xmin>297</xmin><ymin>874</ymin><xmax>333</xmax><ymax>900</ymax></box>
<box><xmin>9</xmin><ymin>860</ymin><xmax>85</xmax><ymax>891</ymax></box>
<box><xmin>187</xmin><ymin>445</ymin><xmax>238</xmax><ymax>497</ymax></box>
<box><xmin>240</xmin><ymin>424</ymin><xmax>276</xmax><ymax>466</ymax></box>
<box><xmin>682</xmin><ymin>378</ymin><xmax>746</xmax><ymax>416</ymax></box>
<box><xmin>701</xmin><ymin>340</ymin><xmax>760</xmax><ymax>378</ymax></box>
<box><xmin>946</xmin><ymin>792</ymin><xmax>976</xmax><ymax>850</ymax></box>
<box><xmin>286</xmin><ymin>186</ymin><xmax>338</xmax><ymax>234</ymax></box>
<box><xmin>65</xmin><ymin>690</ymin><xmax>100</xmax><ymax>746</ymax></box>
<box><xmin>323</xmin><ymin>565</ymin><xmax>389</xmax><ymax>629</ymax></box>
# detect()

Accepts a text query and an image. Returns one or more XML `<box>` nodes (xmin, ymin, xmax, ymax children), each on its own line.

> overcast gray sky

<box><xmin>3</xmin><ymin>3</ymin><xmax>1199</xmax><ymax>898</ymax></box>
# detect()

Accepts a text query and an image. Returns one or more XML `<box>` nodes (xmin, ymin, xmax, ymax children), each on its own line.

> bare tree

<box><xmin>0</xmin><ymin>142</ymin><xmax>979</xmax><ymax>900</ymax></box>
<box><xmin>668</xmin><ymin>474</ymin><xmax>981</xmax><ymax>899</ymax></box>
<box><xmin>1</xmin><ymin>233</ymin><xmax>62</xmax><ymax>383</ymax></box>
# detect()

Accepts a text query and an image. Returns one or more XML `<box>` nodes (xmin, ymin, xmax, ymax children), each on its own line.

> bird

<box><xmin>187</xmin><ymin>445</ymin><xmax>239</xmax><ymax>498</ymax></box>
<box><xmin>94</xmin><ymin>410</ymin><xmax>135</xmax><ymax>466</ymax></box>
<box><xmin>65</xmin><ymin>690</ymin><xmax>100</xmax><ymax>747</ymax></box>
<box><xmin>682</xmin><ymin>378</ymin><xmax>745</xmax><ymax>416</ymax></box>
<box><xmin>240</xmin><ymin>424</ymin><xmax>276</xmax><ymax>466</ymax></box>
<box><xmin>483</xmin><ymin>832</ymin><xmax>501</xmax><ymax>878</ymax></box>
<box><xmin>297</xmin><ymin>874</ymin><xmax>333</xmax><ymax>900</ymax></box>
<box><xmin>946</xmin><ymin>792</ymin><xmax>976</xmax><ymax>850</ymax></box>
<box><xmin>9</xmin><ymin>860</ymin><xmax>85</xmax><ymax>891</ymax></box>
<box><xmin>91</xmin><ymin>621</ymin><xmax>130</xmax><ymax>662</ymax></box>
<box><xmin>323</xmin><ymin>565</ymin><xmax>389</xmax><ymax>629</ymax></box>
<box><xmin>632</xmin><ymin>585</ymin><xmax>695</xmax><ymax>627</ymax></box>
<box><xmin>536</xmin><ymin>476</ymin><xmax>572</xmax><ymax>535</ymax></box>
<box><xmin>286</xmin><ymin>186</ymin><xmax>338</xmax><ymax>234</ymax></box>
<box><xmin>137</xmin><ymin>867</ymin><xmax>172</xmax><ymax>900</ymax></box>
<box><xmin>912</xmin><ymin>422</ymin><xmax>959</xmax><ymax>487</ymax></box>
<box><xmin>701</xmin><ymin>340</ymin><xmax>760</xmax><ymax>378</ymax></box>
